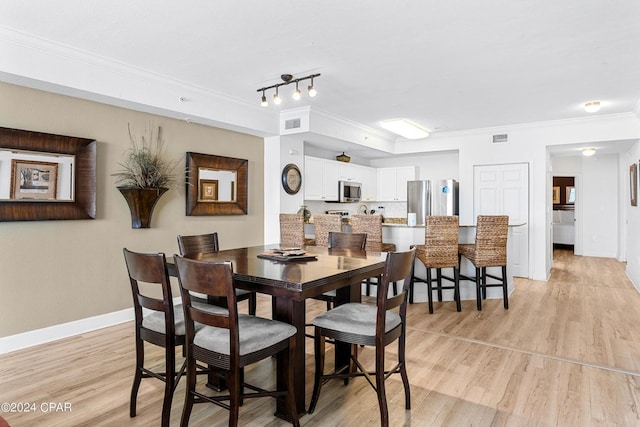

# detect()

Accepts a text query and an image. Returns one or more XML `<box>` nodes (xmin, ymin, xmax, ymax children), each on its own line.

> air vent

<box><xmin>492</xmin><ymin>133</ymin><xmax>509</xmax><ymax>144</ymax></box>
<box><xmin>284</xmin><ymin>118</ymin><xmax>301</xmax><ymax>130</ymax></box>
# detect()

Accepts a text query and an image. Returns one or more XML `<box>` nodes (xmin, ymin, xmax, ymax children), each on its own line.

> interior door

<box><xmin>474</xmin><ymin>163</ymin><xmax>529</xmax><ymax>278</ymax></box>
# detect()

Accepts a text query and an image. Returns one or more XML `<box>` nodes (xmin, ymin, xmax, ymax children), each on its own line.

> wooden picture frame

<box><xmin>10</xmin><ymin>160</ymin><xmax>59</xmax><ymax>200</ymax></box>
<box><xmin>186</xmin><ymin>152</ymin><xmax>248</xmax><ymax>216</ymax></box>
<box><xmin>552</xmin><ymin>186</ymin><xmax>560</xmax><ymax>204</ymax></box>
<box><xmin>199</xmin><ymin>179</ymin><xmax>219</xmax><ymax>201</ymax></box>
<box><xmin>631</xmin><ymin>163</ymin><xmax>638</xmax><ymax>207</ymax></box>
<box><xmin>0</xmin><ymin>127</ymin><xmax>96</xmax><ymax>221</ymax></box>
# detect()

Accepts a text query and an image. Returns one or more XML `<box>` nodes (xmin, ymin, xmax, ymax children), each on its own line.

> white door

<box><xmin>474</xmin><ymin>163</ymin><xmax>529</xmax><ymax>278</ymax></box>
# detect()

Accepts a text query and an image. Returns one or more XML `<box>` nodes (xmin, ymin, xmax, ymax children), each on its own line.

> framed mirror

<box><xmin>0</xmin><ymin>127</ymin><xmax>96</xmax><ymax>221</ymax></box>
<box><xmin>186</xmin><ymin>152</ymin><xmax>248</xmax><ymax>215</ymax></box>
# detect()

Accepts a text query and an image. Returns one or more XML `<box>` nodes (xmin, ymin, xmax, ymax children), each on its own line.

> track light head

<box><xmin>293</xmin><ymin>82</ymin><xmax>301</xmax><ymax>100</ymax></box>
<box><xmin>308</xmin><ymin>77</ymin><xmax>317</xmax><ymax>97</ymax></box>
<box><xmin>260</xmin><ymin>90</ymin><xmax>268</xmax><ymax>107</ymax></box>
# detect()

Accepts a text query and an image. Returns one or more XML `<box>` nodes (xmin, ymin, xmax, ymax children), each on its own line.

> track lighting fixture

<box><xmin>257</xmin><ymin>73</ymin><xmax>320</xmax><ymax>106</ymax></box>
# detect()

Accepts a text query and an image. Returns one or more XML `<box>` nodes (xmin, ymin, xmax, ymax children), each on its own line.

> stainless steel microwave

<box><xmin>338</xmin><ymin>180</ymin><xmax>361</xmax><ymax>202</ymax></box>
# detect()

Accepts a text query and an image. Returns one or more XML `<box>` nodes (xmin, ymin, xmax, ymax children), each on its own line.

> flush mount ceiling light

<box><xmin>584</xmin><ymin>101</ymin><xmax>601</xmax><ymax>113</ymax></box>
<box><xmin>380</xmin><ymin>119</ymin><xmax>429</xmax><ymax>139</ymax></box>
<box><xmin>257</xmin><ymin>73</ymin><xmax>320</xmax><ymax>107</ymax></box>
<box><xmin>582</xmin><ymin>147</ymin><xmax>596</xmax><ymax>156</ymax></box>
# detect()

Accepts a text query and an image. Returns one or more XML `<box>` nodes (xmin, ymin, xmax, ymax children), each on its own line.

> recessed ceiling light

<box><xmin>582</xmin><ymin>147</ymin><xmax>596</xmax><ymax>156</ymax></box>
<box><xmin>380</xmin><ymin>119</ymin><xmax>429</xmax><ymax>139</ymax></box>
<box><xmin>584</xmin><ymin>101</ymin><xmax>601</xmax><ymax>113</ymax></box>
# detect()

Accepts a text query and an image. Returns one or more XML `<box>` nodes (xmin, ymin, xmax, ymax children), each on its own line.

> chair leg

<box><xmin>129</xmin><ymin>337</ymin><xmax>144</xmax><ymax>417</ymax></box>
<box><xmin>326</xmin><ymin>300</ymin><xmax>332</xmax><ymax>311</ymax></box>
<box><xmin>436</xmin><ymin>268</ymin><xmax>443</xmax><ymax>302</ymax></box>
<box><xmin>161</xmin><ymin>345</ymin><xmax>176</xmax><ymax>427</ymax></box>
<box><xmin>375</xmin><ymin>344</ymin><xmax>389</xmax><ymax>427</ymax></box>
<box><xmin>366</xmin><ymin>278</ymin><xmax>372</xmax><ymax>296</ymax></box>
<box><xmin>502</xmin><ymin>265</ymin><xmax>509</xmax><ymax>309</ymax></box>
<box><xmin>475</xmin><ymin>267</ymin><xmax>482</xmax><ymax>311</ymax></box>
<box><xmin>454</xmin><ymin>267</ymin><xmax>461</xmax><ymax>312</ymax></box>
<box><xmin>228</xmin><ymin>364</ymin><xmax>240</xmax><ymax>427</ymax></box>
<box><xmin>426</xmin><ymin>268</ymin><xmax>434</xmax><ymax>314</ymax></box>
<box><xmin>248</xmin><ymin>292</ymin><xmax>257</xmax><ymax>316</ymax></box>
<box><xmin>180</xmin><ymin>353</ymin><xmax>197</xmax><ymax>427</ymax></box>
<box><xmin>392</xmin><ymin>281</ymin><xmax>398</xmax><ymax>295</ymax></box>
<box><xmin>481</xmin><ymin>267</ymin><xmax>487</xmax><ymax>300</ymax></box>
<box><xmin>308</xmin><ymin>330</ymin><xmax>326</xmax><ymax>414</ymax></box>
<box><xmin>398</xmin><ymin>327</ymin><xmax>411</xmax><ymax>410</ymax></box>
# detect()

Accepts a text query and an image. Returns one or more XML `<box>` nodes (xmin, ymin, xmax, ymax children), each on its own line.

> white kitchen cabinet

<box><xmin>338</xmin><ymin>162</ymin><xmax>362</xmax><ymax>183</ymax></box>
<box><xmin>377</xmin><ymin>166</ymin><xmax>416</xmax><ymax>201</ymax></box>
<box><xmin>304</xmin><ymin>155</ymin><xmax>339</xmax><ymax>201</ymax></box>
<box><xmin>360</xmin><ymin>165</ymin><xmax>377</xmax><ymax>201</ymax></box>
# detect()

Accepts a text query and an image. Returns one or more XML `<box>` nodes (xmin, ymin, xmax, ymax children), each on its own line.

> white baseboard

<box><xmin>0</xmin><ymin>297</ymin><xmax>183</xmax><ymax>355</ymax></box>
<box><xmin>0</xmin><ymin>307</ymin><xmax>134</xmax><ymax>355</ymax></box>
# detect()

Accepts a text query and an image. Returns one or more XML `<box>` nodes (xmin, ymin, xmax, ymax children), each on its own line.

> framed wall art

<box><xmin>10</xmin><ymin>160</ymin><xmax>58</xmax><ymax>200</ymax></box>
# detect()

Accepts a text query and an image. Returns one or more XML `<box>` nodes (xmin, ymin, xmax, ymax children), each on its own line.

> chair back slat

<box><xmin>313</xmin><ymin>214</ymin><xmax>342</xmax><ymax>247</ymax></box>
<box><xmin>177</xmin><ymin>232</ymin><xmax>219</xmax><ymax>256</ymax></box>
<box><xmin>328</xmin><ymin>231</ymin><xmax>367</xmax><ymax>250</ymax></box>
<box><xmin>351</xmin><ymin>215</ymin><xmax>383</xmax><ymax>251</ymax></box>
<box><xmin>280</xmin><ymin>213</ymin><xmax>305</xmax><ymax>247</ymax></box>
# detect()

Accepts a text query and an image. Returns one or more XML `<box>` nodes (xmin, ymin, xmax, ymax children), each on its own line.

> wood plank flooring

<box><xmin>1</xmin><ymin>249</ymin><xmax>639</xmax><ymax>426</ymax></box>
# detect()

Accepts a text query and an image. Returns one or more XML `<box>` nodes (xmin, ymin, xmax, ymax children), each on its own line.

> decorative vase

<box><xmin>297</xmin><ymin>205</ymin><xmax>311</xmax><ymax>223</ymax></box>
<box><xmin>118</xmin><ymin>187</ymin><xmax>168</xmax><ymax>229</ymax></box>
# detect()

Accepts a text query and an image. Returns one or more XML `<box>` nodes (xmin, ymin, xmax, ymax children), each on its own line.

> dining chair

<box><xmin>458</xmin><ymin>215</ymin><xmax>509</xmax><ymax>310</ymax></box>
<box><xmin>177</xmin><ymin>232</ymin><xmax>257</xmax><ymax>315</ymax></box>
<box><xmin>122</xmin><ymin>248</ymin><xmax>227</xmax><ymax>427</ymax></box>
<box><xmin>308</xmin><ymin>247</ymin><xmax>416</xmax><ymax>427</ymax></box>
<box><xmin>312</xmin><ymin>214</ymin><xmax>342</xmax><ymax>247</ymax></box>
<box><xmin>173</xmin><ymin>255</ymin><xmax>300</xmax><ymax>427</ymax></box>
<box><xmin>311</xmin><ymin>231</ymin><xmax>368</xmax><ymax>311</ymax></box>
<box><xmin>410</xmin><ymin>215</ymin><xmax>461</xmax><ymax>313</ymax></box>
<box><xmin>351</xmin><ymin>214</ymin><xmax>397</xmax><ymax>297</ymax></box>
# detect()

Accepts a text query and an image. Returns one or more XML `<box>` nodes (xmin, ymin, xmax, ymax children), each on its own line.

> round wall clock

<box><xmin>281</xmin><ymin>163</ymin><xmax>302</xmax><ymax>195</ymax></box>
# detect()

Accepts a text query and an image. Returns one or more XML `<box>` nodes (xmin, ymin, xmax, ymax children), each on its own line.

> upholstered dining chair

<box><xmin>410</xmin><ymin>215</ymin><xmax>461</xmax><ymax>313</ymax></box>
<box><xmin>173</xmin><ymin>255</ymin><xmax>300</xmax><ymax>427</ymax></box>
<box><xmin>122</xmin><ymin>248</ymin><xmax>226</xmax><ymax>427</ymax></box>
<box><xmin>312</xmin><ymin>231</ymin><xmax>368</xmax><ymax>311</ymax></box>
<box><xmin>458</xmin><ymin>215</ymin><xmax>509</xmax><ymax>310</ymax></box>
<box><xmin>351</xmin><ymin>214</ymin><xmax>397</xmax><ymax>296</ymax></box>
<box><xmin>308</xmin><ymin>248</ymin><xmax>416</xmax><ymax>427</ymax></box>
<box><xmin>312</xmin><ymin>214</ymin><xmax>342</xmax><ymax>247</ymax></box>
<box><xmin>177</xmin><ymin>232</ymin><xmax>257</xmax><ymax>315</ymax></box>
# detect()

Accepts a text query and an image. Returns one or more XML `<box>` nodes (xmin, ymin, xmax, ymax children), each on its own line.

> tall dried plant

<box><xmin>113</xmin><ymin>123</ymin><xmax>180</xmax><ymax>189</ymax></box>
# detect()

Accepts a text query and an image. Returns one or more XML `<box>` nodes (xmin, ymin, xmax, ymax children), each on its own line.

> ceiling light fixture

<box><xmin>380</xmin><ymin>119</ymin><xmax>429</xmax><ymax>139</ymax></box>
<box><xmin>584</xmin><ymin>101</ymin><xmax>601</xmax><ymax>113</ymax></box>
<box><xmin>293</xmin><ymin>82</ymin><xmax>301</xmax><ymax>100</ymax></box>
<box><xmin>257</xmin><ymin>73</ymin><xmax>320</xmax><ymax>106</ymax></box>
<box><xmin>260</xmin><ymin>90</ymin><xmax>268</xmax><ymax>107</ymax></box>
<box><xmin>582</xmin><ymin>147</ymin><xmax>596</xmax><ymax>156</ymax></box>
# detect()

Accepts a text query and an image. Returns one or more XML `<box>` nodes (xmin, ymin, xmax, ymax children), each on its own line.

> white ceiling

<box><xmin>2</xmin><ymin>1</ymin><xmax>640</xmax><ymax>157</ymax></box>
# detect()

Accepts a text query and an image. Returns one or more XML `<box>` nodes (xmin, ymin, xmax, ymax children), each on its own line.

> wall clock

<box><xmin>281</xmin><ymin>163</ymin><xmax>302</xmax><ymax>195</ymax></box>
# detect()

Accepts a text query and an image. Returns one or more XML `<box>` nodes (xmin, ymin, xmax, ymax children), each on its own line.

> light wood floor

<box><xmin>2</xmin><ymin>249</ymin><xmax>640</xmax><ymax>426</ymax></box>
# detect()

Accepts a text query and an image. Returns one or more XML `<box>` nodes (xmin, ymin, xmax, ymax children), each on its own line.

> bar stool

<box><xmin>351</xmin><ymin>214</ymin><xmax>397</xmax><ymax>296</ymax></box>
<box><xmin>458</xmin><ymin>215</ymin><xmax>509</xmax><ymax>310</ymax></box>
<box><xmin>313</xmin><ymin>214</ymin><xmax>342</xmax><ymax>247</ymax></box>
<box><xmin>410</xmin><ymin>215</ymin><xmax>460</xmax><ymax>313</ymax></box>
<box><xmin>279</xmin><ymin>213</ymin><xmax>315</xmax><ymax>247</ymax></box>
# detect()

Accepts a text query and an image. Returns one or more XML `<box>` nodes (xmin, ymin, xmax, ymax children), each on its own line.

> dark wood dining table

<box><xmin>166</xmin><ymin>244</ymin><xmax>386</xmax><ymax>418</ymax></box>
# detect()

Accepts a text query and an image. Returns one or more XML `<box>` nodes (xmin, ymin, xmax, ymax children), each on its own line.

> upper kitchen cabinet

<box><xmin>377</xmin><ymin>166</ymin><xmax>416</xmax><ymax>201</ymax></box>
<box><xmin>359</xmin><ymin>165</ymin><xmax>377</xmax><ymax>201</ymax></box>
<box><xmin>304</xmin><ymin>155</ymin><xmax>339</xmax><ymax>201</ymax></box>
<box><xmin>337</xmin><ymin>162</ymin><xmax>362</xmax><ymax>183</ymax></box>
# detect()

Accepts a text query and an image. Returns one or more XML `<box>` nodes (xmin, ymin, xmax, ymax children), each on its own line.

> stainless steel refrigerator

<box><xmin>407</xmin><ymin>179</ymin><xmax>459</xmax><ymax>225</ymax></box>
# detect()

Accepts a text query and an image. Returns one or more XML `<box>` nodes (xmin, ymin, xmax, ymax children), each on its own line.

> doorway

<box><xmin>552</xmin><ymin>176</ymin><xmax>575</xmax><ymax>254</ymax></box>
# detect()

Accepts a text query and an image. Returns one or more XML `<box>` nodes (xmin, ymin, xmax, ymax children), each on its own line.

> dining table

<box><xmin>166</xmin><ymin>244</ymin><xmax>387</xmax><ymax>418</ymax></box>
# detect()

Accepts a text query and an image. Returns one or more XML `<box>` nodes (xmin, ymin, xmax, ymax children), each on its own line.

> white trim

<box><xmin>0</xmin><ymin>307</ymin><xmax>134</xmax><ymax>355</ymax></box>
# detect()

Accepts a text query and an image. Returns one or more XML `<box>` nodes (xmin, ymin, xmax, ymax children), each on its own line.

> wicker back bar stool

<box><xmin>313</xmin><ymin>214</ymin><xmax>343</xmax><ymax>247</ymax></box>
<box><xmin>410</xmin><ymin>215</ymin><xmax>461</xmax><ymax>313</ymax></box>
<box><xmin>458</xmin><ymin>215</ymin><xmax>509</xmax><ymax>310</ymax></box>
<box><xmin>279</xmin><ymin>213</ymin><xmax>305</xmax><ymax>248</ymax></box>
<box><xmin>351</xmin><ymin>214</ymin><xmax>397</xmax><ymax>296</ymax></box>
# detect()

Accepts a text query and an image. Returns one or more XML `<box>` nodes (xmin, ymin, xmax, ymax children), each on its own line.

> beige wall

<box><xmin>0</xmin><ymin>82</ymin><xmax>264</xmax><ymax>337</ymax></box>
